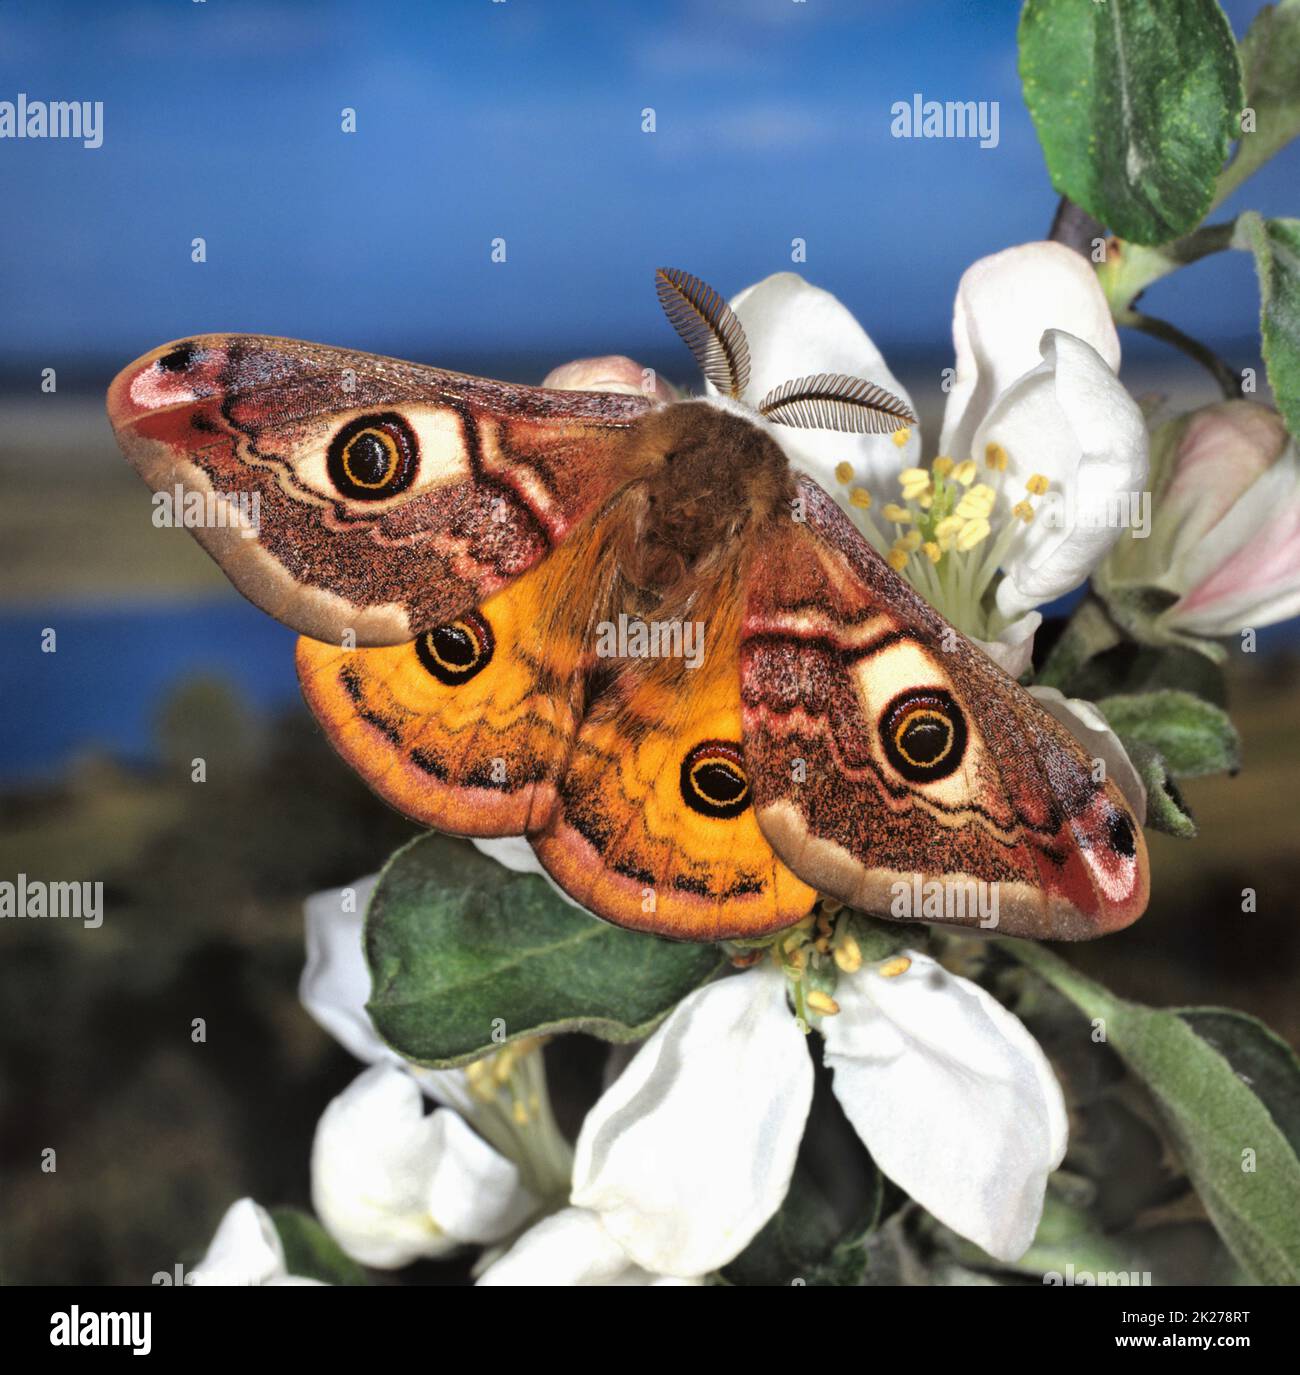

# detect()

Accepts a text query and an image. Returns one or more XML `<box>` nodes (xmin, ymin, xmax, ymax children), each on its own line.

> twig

<box><xmin>1118</xmin><ymin>310</ymin><xmax>1243</xmax><ymax>400</ymax></box>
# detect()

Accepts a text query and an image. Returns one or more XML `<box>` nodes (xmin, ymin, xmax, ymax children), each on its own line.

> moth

<box><xmin>107</xmin><ymin>269</ymin><xmax>1148</xmax><ymax>942</ymax></box>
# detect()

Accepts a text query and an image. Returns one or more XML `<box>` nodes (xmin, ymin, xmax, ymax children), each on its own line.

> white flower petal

<box><xmin>476</xmin><ymin>1206</ymin><xmax>703</xmax><ymax>1286</ymax></box>
<box><xmin>941</xmin><ymin>241</ymin><xmax>1120</xmax><ymax>462</ymax></box>
<box><xmin>1030</xmin><ymin>686</ymin><xmax>1147</xmax><ymax>822</ymax></box>
<box><xmin>972</xmin><ymin>610</ymin><xmax>1041</xmax><ymax>679</ymax></box>
<box><xmin>822</xmin><ymin>951</ymin><xmax>1067</xmax><ymax>1263</ymax></box>
<box><xmin>311</xmin><ymin>1065</ymin><xmax>535</xmax><ymax>1268</ymax></box>
<box><xmin>985</xmin><ymin>331</ymin><xmax>1148</xmax><ymax>619</ymax></box>
<box><xmin>726</xmin><ymin>272</ymin><xmax>921</xmax><ymax>495</ymax></box>
<box><xmin>189</xmin><ymin>1198</ymin><xmax>292</xmax><ymax>1286</ymax></box>
<box><xmin>300</xmin><ymin>879</ymin><xmax>475</xmax><ymax>1112</ymax></box>
<box><xmin>571</xmin><ymin>966</ymin><xmax>812</xmax><ymax>1277</ymax></box>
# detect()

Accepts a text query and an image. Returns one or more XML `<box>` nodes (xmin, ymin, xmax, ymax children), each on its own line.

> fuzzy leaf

<box><xmin>1229</xmin><ymin>0</ymin><xmax>1300</xmax><ymax>190</ymax></box>
<box><xmin>1019</xmin><ymin>0</ymin><xmax>1242</xmax><ymax>243</ymax></box>
<box><xmin>1235</xmin><ymin>213</ymin><xmax>1300</xmax><ymax>442</ymax></box>
<box><xmin>1003</xmin><ymin>942</ymin><xmax>1300</xmax><ymax>1285</ymax></box>
<box><xmin>1097</xmin><ymin>689</ymin><xmax>1240</xmax><ymax>777</ymax></box>
<box><xmin>365</xmin><ymin>833</ymin><xmax>725</xmax><ymax>1067</ymax></box>
<box><xmin>1126</xmin><ymin>741</ymin><xmax>1197</xmax><ymax>836</ymax></box>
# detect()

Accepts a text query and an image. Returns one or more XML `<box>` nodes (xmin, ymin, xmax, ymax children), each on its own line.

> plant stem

<box><xmin>1116</xmin><ymin>309</ymin><xmax>1243</xmax><ymax>400</ymax></box>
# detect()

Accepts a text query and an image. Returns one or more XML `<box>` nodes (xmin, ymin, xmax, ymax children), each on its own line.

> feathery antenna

<box><xmin>757</xmin><ymin>373</ymin><xmax>916</xmax><ymax>434</ymax></box>
<box><xmin>654</xmin><ymin>267</ymin><xmax>751</xmax><ymax>399</ymax></box>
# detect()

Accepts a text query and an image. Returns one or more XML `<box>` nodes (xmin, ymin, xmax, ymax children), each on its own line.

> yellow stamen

<box><xmin>806</xmin><ymin>990</ymin><xmax>840</xmax><ymax>1016</ymax></box>
<box><xmin>985</xmin><ymin>442</ymin><xmax>1008</xmax><ymax>471</ymax></box>
<box><xmin>891</xmin><ymin>427</ymin><xmax>911</xmax><ymax>448</ymax></box>
<box><xmin>833</xmin><ymin>934</ymin><xmax>863</xmax><ymax>974</ymax></box>
<box><xmin>956</xmin><ymin>491</ymin><xmax>994</xmax><ymax>520</ymax></box>
<box><xmin>922</xmin><ymin>540</ymin><xmax>942</xmax><ymax>563</ymax></box>
<box><xmin>881</xmin><ymin>503</ymin><xmax>911</xmax><ymax>523</ymax></box>
<box><xmin>834</xmin><ymin>460</ymin><xmax>854</xmax><ymax>485</ymax></box>
<box><xmin>953</xmin><ymin>460</ymin><xmax>977</xmax><ymax>486</ymax></box>
<box><xmin>899</xmin><ymin>529</ymin><xmax>922</xmax><ymax>553</ymax></box>
<box><xmin>1011</xmin><ymin>500</ymin><xmax>1035</xmax><ymax>524</ymax></box>
<box><xmin>956</xmin><ymin>517</ymin><xmax>991</xmax><ymax>551</ymax></box>
<box><xmin>878</xmin><ymin>955</ymin><xmax>912</xmax><ymax>979</ymax></box>
<box><xmin>933</xmin><ymin>515</ymin><xmax>963</xmax><ymax>541</ymax></box>
<box><xmin>898</xmin><ymin>466</ymin><xmax>930</xmax><ymax>500</ymax></box>
<box><xmin>916</xmin><ymin>492</ymin><xmax>933</xmax><ymax>510</ymax></box>
<box><xmin>931</xmin><ymin>455</ymin><xmax>954</xmax><ymax>478</ymax></box>
<box><xmin>848</xmin><ymin>487</ymin><xmax>872</xmax><ymax>509</ymax></box>
<box><xmin>887</xmin><ymin>546</ymin><xmax>910</xmax><ymax>572</ymax></box>
<box><xmin>1026</xmin><ymin>473</ymin><xmax>1049</xmax><ymax>496</ymax></box>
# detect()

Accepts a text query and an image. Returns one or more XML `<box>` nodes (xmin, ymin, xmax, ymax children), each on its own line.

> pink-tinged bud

<box><xmin>1098</xmin><ymin>400</ymin><xmax>1300</xmax><ymax>645</ymax></box>
<box><xmin>542</xmin><ymin>355</ymin><xmax>677</xmax><ymax>402</ymax></box>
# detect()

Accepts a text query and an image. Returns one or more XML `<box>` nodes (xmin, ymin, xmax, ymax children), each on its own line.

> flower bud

<box><xmin>1096</xmin><ymin>400</ymin><xmax>1300</xmax><ymax>646</ymax></box>
<box><xmin>542</xmin><ymin>355</ymin><xmax>677</xmax><ymax>401</ymax></box>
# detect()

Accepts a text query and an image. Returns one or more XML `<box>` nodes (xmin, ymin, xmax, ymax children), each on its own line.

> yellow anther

<box><xmin>956</xmin><ymin>492</ymin><xmax>993</xmax><ymax>520</ymax></box>
<box><xmin>848</xmin><ymin>487</ymin><xmax>873</xmax><ymax>509</ymax></box>
<box><xmin>1026</xmin><ymin>473</ymin><xmax>1049</xmax><ymax>496</ymax></box>
<box><xmin>834</xmin><ymin>460</ymin><xmax>854</xmax><ymax>485</ymax></box>
<box><xmin>899</xmin><ymin>529</ymin><xmax>922</xmax><ymax>553</ymax></box>
<box><xmin>931</xmin><ymin>455</ymin><xmax>954</xmax><ymax>479</ymax></box>
<box><xmin>898</xmin><ymin>466</ymin><xmax>929</xmax><ymax>497</ymax></box>
<box><xmin>916</xmin><ymin>492</ymin><xmax>933</xmax><ymax>510</ymax></box>
<box><xmin>891</xmin><ymin>426</ymin><xmax>911</xmax><ymax>448</ymax></box>
<box><xmin>833</xmin><ymin>934</ymin><xmax>863</xmax><ymax>974</ymax></box>
<box><xmin>785</xmin><ymin>946</ymin><xmax>807</xmax><ymax>971</ymax></box>
<box><xmin>882</xmin><ymin>503</ymin><xmax>911</xmax><ymax>523</ymax></box>
<box><xmin>806</xmin><ymin>990</ymin><xmax>841</xmax><ymax>1016</ymax></box>
<box><xmin>1011</xmin><ymin>499</ymin><xmax>1035</xmax><ymax>524</ymax></box>
<box><xmin>878</xmin><ymin>955</ymin><xmax>912</xmax><ymax>979</ymax></box>
<box><xmin>922</xmin><ymin>540</ymin><xmax>942</xmax><ymax>564</ymax></box>
<box><xmin>512</xmin><ymin>1101</ymin><xmax>529</xmax><ymax>1126</ymax></box>
<box><xmin>985</xmin><ymin>442</ymin><xmax>1008</xmax><ymax>471</ymax></box>
<box><xmin>814</xmin><ymin>936</ymin><xmax>831</xmax><ymax>955</ymax></box>
<box><xmin>887</xmin><ymin>545</ymin><xmax>910</xmax><ymax>572</ymax></box>
<box><xmin>956</xmin><ymin>517</ymin><xmax>991</xmax><ymax>551</ymax></box>
<box><xmin>953</xmin><ymin>459</ymin><xmax>977</xmax><ymax>486</ymax></box>
<box><xmin>933</xmin><ymin>515</ymin><xmax>964</xmax><ymax>541</ymax></box>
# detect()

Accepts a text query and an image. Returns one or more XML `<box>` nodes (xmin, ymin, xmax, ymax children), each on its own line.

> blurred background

<box><xmin>1</xmin><ymin>0</ymin><xmax>1297</xmax><ymax>1285</ymax></box>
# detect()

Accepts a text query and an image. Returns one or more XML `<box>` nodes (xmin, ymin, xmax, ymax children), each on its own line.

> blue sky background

<box><xmin>1</xmin><ymin>0</ymin><xmax>1295</xmax><ymax>378</ymax></box>
<box><xmin>2</xmin><ymin>0</ymin><xmax>1298</xmax><ymax>780</ymax></box>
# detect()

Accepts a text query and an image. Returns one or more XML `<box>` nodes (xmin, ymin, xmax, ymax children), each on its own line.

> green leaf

<box><xmin>1097</xmin><ymin>689</ymin><xmax>1240</xmax><ymax>777</ymax></box>
<box><xmin>1126</xmin><ymin>740</ymin><xmax>1197</xmax><ymax>836</ymax></box>
<box><xmin>1178</xmin><ymin>1009</ymin><xmax>1300</xmax><ymax>1156</ymax></box>
<box><xmin>1019</xmin><ymin>0</ymin><xmax>1242</xmax><ymax>244</ymax></box>
<box><xmin>1062</xmin><ymin>642</ymin><xmax>1229</xmax><ymax>709</ymax></box>
<box><xmin>1001</xmin><ymin>942</ymin><xmax>1300</xmax><ymax>1285</ymax></box>
<box><xmin>269</xmin><ymin>1208</ymin><xmax>370</xmax><ymax>1286</ymax></box>
<box><xmin>720</xmin><ymin>1161</ymin><xmax>882</xmax><ymax>1287</ymax></box>
<box><xmin>1218</xmin><ymin>0</ymin><xmax>1300</xmax><ymax>200</ymax></box>
<box><xmin>1235</xmin><ymin>213</ymin><xmax>1300</xmax><ymax>441</ymax></box>
<box><xmin>365</xmin><ymin>833</ymin><xmax>725</xmax><ymax>1066</ymax></box>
